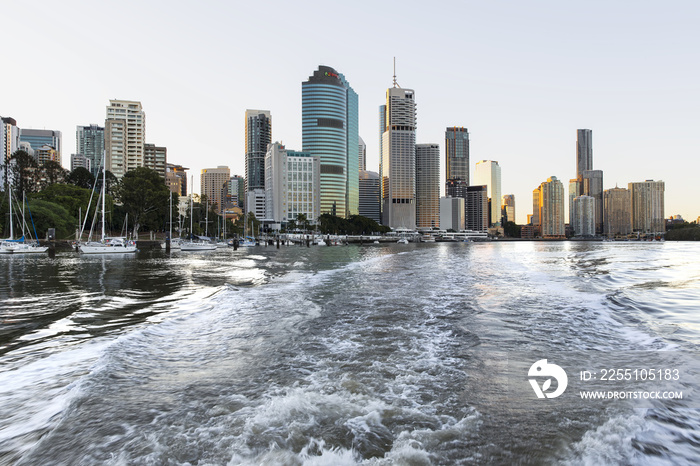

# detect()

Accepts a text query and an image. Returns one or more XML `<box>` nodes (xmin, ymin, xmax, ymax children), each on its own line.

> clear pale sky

<box><xmin>3</xmin><ymin>0</ymin><xmax>699</xmax><ymax>224</ymax></box>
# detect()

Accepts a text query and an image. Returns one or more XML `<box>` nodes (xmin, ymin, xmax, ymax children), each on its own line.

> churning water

<box><xmin>1</xmin><ymin>241</ymin><xmax>699</xmax><ymax>465</ymax></box>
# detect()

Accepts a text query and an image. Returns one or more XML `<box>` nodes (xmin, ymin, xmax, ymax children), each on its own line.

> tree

<box><xmin>41</xmin><ymin>160</ymin><xmax>68</xmax><ymax>188</ymax></box>
<box><xmin>66</xmin><ymin>167</ymin><xmax>95</xmax><ymax>189</ymax></box>
<box><xmin>296</xmin><ymin>213</ymin><xmax>310</xmax><ymax>233</ymax></box>
<box><xmin>115</xmin><ymin>167</ymin><xmax>169</xmax><ymax>234</ymax></box>
<box><xmin>9</xmin><ymin>150</ymin><xmax>39</xmax><ymax>195</ymax></box>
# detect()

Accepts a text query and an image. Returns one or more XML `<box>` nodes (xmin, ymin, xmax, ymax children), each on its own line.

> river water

<box><xmin>1</xmin><ymin>241</ymin><xmax>699</xmax><ymax>465</ymax></box>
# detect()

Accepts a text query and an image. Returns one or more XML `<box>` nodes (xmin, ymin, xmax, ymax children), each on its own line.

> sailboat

<box><xmin>78</xmin><ymin>152</ymin><xmax>137</xmax><ymax>254</ymax></box>
<box><xmin>1</xmin><ymin>189</ymin><xmax>48</xmax><ymax>254</ymax></box>
<box><xmin>180</xmin><ymin>178</ymin><xmax>216</xmax><ymax>251</ymax></box>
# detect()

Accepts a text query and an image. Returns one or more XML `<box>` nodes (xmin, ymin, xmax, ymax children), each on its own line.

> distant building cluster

<box><xmin>530</xmin><ymin>129</ymin><xmax>665</xmax><ymax>239</ymax></box>
<box><xmin>2</xmin><ymin>66</ymin><xmax>669</xmax><ymax>237</ymax></box>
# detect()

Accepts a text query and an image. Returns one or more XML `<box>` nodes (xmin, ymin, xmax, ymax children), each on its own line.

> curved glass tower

<box><xmin>302</xmin><ymin>66</ymin><xmax>358</xmax><ymax>217</ymax></box>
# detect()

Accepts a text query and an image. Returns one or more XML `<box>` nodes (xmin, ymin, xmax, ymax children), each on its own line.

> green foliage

<box><xmin>66</xmin><ymin>167</ymin><xmax>95</xmax><ymax>189</ymax></box>
<box><xmin>317</xmin><ymin>214</ymin><xmax>389</xmax><ymax>235</ymax></box>
<box><xmin>40</xmin><ymin>161</ymin><xmax>68</xmax><ymax>188</ymax></box>
<box><xmin>9</xmin><ymin>150</ymin><xmax>39</xmax><ymax>195</ymax></box>
<box><xmin>666</xmin><ymin>226</ymin><xmax>700</xmax><ymax>241</ymax></box>
<box><xmin>503</xmin><ymin>221</ymin><xmax>521</xmax><ymax>238</ymax></box>
<box><xmin>115</xmin><ymin>167</ymin><xmax>169</xmax><ymax>232</ymax></box>
<box><xmin>25</xmin><ymin>199</ymin><xmax>75</xmax><ymax>240</ymax></box>
<box><xmin>32</xmin><ymin>184</ymin><xmax>99</xmax><ymax>220</ymax></box>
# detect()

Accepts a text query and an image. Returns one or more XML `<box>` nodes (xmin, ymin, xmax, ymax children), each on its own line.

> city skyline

<box><xmin>3</xmin><ymin>1</ymin><xmax>699</xmax><ymax>224</ymax></box>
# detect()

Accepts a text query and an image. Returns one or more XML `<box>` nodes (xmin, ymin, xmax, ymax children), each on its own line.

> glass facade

<box><xmin>76</xmin><ymin>124</ymin><xmax>105</xmax><ymax>178</ymax></box>
<box><xmin>302</xmin><ymin>66</ymin><xmax>358</xmax><ymax>218</ymax></box>
<box><xmin>445</xmin><ymin>127</ymin><xmax>469</xmax><ymax>189</ymax></box>
<box><xmin>245</xmin><ymin>110</ymin><xmax>271</xmax><ymax>193</ymax></box>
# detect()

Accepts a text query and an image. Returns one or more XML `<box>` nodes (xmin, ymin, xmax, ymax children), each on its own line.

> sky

<box><xmin>3</xmin><ymin>0</ymin><xmax>699</xmax><ymax>224</ymax></box>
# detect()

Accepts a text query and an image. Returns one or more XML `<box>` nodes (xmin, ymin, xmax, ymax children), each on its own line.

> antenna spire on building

<box><xmin>392</xmin><ymin>57</ymin><xmax>401</xmax><ymax>88</ymax></box>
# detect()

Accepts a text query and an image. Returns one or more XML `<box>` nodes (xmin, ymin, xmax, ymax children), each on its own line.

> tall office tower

<box><xmin>144</xmin><ymin>143</ymin><xmax>167</xmax><ymax>178</ymax></box>
<box><xmin>19</xmin><ymin>128</ymin><xmax>62</xmax><ymax>164</ymax></box>
<box><xmin>265</xmin><ymin>142</ymin><xmax>321</xmax><ymax>226</ymax></box>
<box><xmin>473</xmin><ymin>160</ymin><xmax>502</xmax><ymax>226</ymax></box>
<box><xmin>465</xmin><ymin>185</ymin><xmax>488</xmax><ymax>232</ymax></box>
<box><xmin>380</xmin><ymin>85</ymin><xmax>417</xmax><ymax>229</ymax></box>
<box><xmin>244</xmin><ymin>110</ymin><xmax>271</xmax><ymax>195</ymax></box>
<box><xmin>568</xmin><ymin>178</ymin><xmax>580</xmax><ymax>226</ymax></box>
<box><xmin>105</xmin><ymin>100</ymin><xmax>145</xmax><ymax>178</ymax></box>
<box><xmin>359</xmin><ymin>170</ymin><xmax>381</xmax><ymax>223</ymax></box>
<box><xmin>415</xmin><ymin>143</ymin><xmax>440</xmax><ymax>229</ymax></box>
<box><xmin>532</xmin><ymin>186</ymin><xmax>541</xmax><ymax>226</ymax></box>
<box><xmin>572</xmin><ymin>195</ymin><xmax>595</xmax><ymax>237</ymax></box>
<box><xmin>378</xmin><ymin>104</ymin><xmax>386</xmax><ymax>214</ymax></box>
<box><xmin>576</xmin><ymin>129</ymin><xmax>592</xmax><ymax>192</ymax></box>
<box><xmin>445</xmin><ymin>127</ymin><xmax>469</xmax><ymax>190</ymax></box>
<box><xmin>359</xmin><ymin>136</ymin><xmax>367</xmax><ymax>171</ymax></box>
<box><xmin>302</xmin><ymin>66</ymin><xmax>359</xmax><ymax>218</ymax></box>
<box><xmin>538</xmin><ymin>176</ymin><xmax>565</xmax><ymax>238</ymax></box>
<box><xmin>502</xmin><ymin>194</ymin><xmax>515</xmax><ymax>224</ymax></box>
<box><xmin>71</xmin><ymin>154</ymin><xmax>91</xmax><ymax>172</ymax></box>
<box><xmin>440</xmin><ymin>197</ymin><xmax>464</xmax><ymax>231</ymax></box>
<box><xmin>201</xmin><ymin>166</ymin><xmax>230</xmax><ymax>212</ymax></box>
<box><xmin>76</xmin><ymin>124</ymin><xmax>105</xmax><ymax>177</ymax></box>
<box><xmin>629</xmin><ymin>180</ymin><xmax>665</xmax><ymax>235</ymax></box>
<box><xmin>582</xmin><ymin>169</ymin><xmax>603</xmax><ymax>234</ymax></box>
<box><xmin>603</xmin><ymin>187</ymin><xmax>632</xmax><ymax>238</ymax></box>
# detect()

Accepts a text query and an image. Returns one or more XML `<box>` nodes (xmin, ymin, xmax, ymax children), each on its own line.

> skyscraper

<box><xmin>568</xmin><ymin>178</ymin><xmax>580</xmax><ymax>226</ymax></box>
<box><xmin>415</xmin><ymin>143</ymin><xmax>440</xmax><ymax>229</ymax></box>
<box><xmin>582</xmin><ymin>169</ymin><xmax>603</xmax><ymax>234</ymax></box>
<box><xmin>473</xmin><ymin>160</ymin><xmax>502</xmax><ymax>226</ymax></box>
<box><xmin>302</xmin><ymin>66</ymin><xmax>359</xmax><ymax>218</ymax></box>
<box><xmin>629</xmin><ymin>180</ymin><xmax>665</xmax><ymax>236</ymax></box>
<box><xmin>538</xmin><ymin>176</ymin><xmax>565</xmax><ymax>238</ymax></box>
<box><xmin>576</xmin><ymin>129</ymin><xmax>592</xmax><ymax>189</ymax></box>
<box><xmin>245</xmin><ymin>110</ymin><xmax>271</xmax><ymax>194</ymax></box>
<box><xmin>201</xmin><ymin>166</ymin><xmax>230</xmax><ymax>212</ymax></box>
<box><xmin>358</xmin><ymin>136</ymin><xmax>367</xmax><ymax>172</ymax></box>
<box><xmin>105</xmin><ymin>100</ymin><xmax>145</xmax><ymax>178</ymax></box>
<box><xmin>76</xmin><ymin>124</ymin><xmax>104</xmax><ymax>177</ymax></box>
<box><xmin>502</xmin><ymin>194</ymin><xmax>515</xmax><ymax>224</ymax></box>
<box><xmin>465</xmin><ymin>185</ymin><xmax>488</xmax><ymax>232</ymax></box>
<box><xmin>445</xmin><ymin>127</ymin><xmax>469</xmax><ymax>189</ymax></box>
<box><xmin>359</xmin><ymin>170</ymin><xmax>381</xmax><ymax>224</ymax></box>
<box><xmin>572</xmin><ymin>195</ymin><xmax>595</xmax><ymax>237</ymax></box>
<box><xmin>380</xmin><ymin>86</ymin><xmax>417</xmax><ymax>229</ymax></box>
<box><xmin>603</xmin><ymin>187</ymin><xmax>632</xmax><ymax>238</ymax></box>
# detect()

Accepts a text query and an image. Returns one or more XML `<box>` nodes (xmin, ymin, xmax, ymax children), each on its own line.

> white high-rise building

<box><xmin>359</xmin><ymin>136</ymin><xmax>367</xmax><ymax>172</ymax></box>
<box><xmin>105</xmin><ymin>100</ymin><xmax>145</xmax><ymax>178</ymax></box>
<box><xmin>473</xmin><ymin>160</ymin><xmax>502</xmax><ymax>226</ymax></box>
<box><xmin>381</xmin><ymin>86</ymin><xmax>416</xmax><ymax>229</ymax></box>
<box><xmin>440</xmin><ymin>197</ymin><xmax>464</xmax><ymax>231</ymax></box>
<box><xmin>572</xmin><ymin>195</ymin><xmax>595</xmax><ymax>237</ymax></box>
<box><xmin>265</xmin><ymin>142</ymin><xmax>320</xmax><ymax>227</ymax></box>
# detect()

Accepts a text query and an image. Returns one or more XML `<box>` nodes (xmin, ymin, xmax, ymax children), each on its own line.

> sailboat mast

<box><xmin>102</xmin><ymin>151</ymin><xmax>106</xmax><ymax>241</ymax></box>
<box><xmin>8</xmin><ymin>188</ymin><xmax>13</xmax><ymax>240</ymax></box>
<box><xmin>190</xmin><ymin>176</ymin><xmax>194</xmax><ymax>238</ymax></box>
